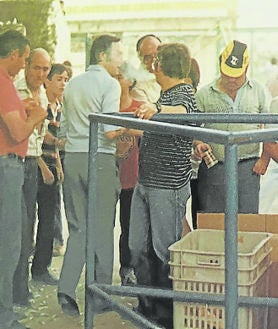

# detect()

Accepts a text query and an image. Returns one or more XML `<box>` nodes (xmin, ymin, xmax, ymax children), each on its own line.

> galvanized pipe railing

<box><xmin>86</xmin><ymin>112</ymin><xmax>278</xmax><ymax>329</ymax></box>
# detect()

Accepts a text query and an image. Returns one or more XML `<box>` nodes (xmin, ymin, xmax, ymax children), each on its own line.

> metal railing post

<box><xmin>225</xmin><ymin>143</ymin><xmax>239</xmax><ymax>329</ymax></box>
<box><xmin>85</xmin><ymin>119</ymin><xmax>99</xmax><ymax>329</ymax></box>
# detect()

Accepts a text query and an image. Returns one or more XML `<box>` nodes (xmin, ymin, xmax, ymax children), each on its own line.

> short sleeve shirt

<box><xmin>0</xmin><ymin>67</ymin><xmax>28</xmax><ymax>157</ymax></box>
<box><xmin>138</xmin><ymin>83</ymin><xmax>198</xmax><ymax>189</ymax></box>
<box><xmin>195</xmin><ymin>78</ymin><xmax>271</xmax><ymax>161</ymax></box>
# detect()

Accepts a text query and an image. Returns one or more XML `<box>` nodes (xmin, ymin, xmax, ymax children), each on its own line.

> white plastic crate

<box><xmin>169</xmin><ymin>230</ymin><xmax>271</xmax><ymax>270</ymax></box>
<box><xmin>169</xmin><ymin>230</ymin><xmax>271</xmax><ymax>329</ymax></box>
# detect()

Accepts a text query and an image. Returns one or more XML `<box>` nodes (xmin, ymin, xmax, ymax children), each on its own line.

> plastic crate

<box><xmin>169</xmin><ymin>230</ymin><xmax>271</xmax><ymax>270</ymax></box>
<box><xmin>168</xmin><ymin>230</ymin><xmax>271</xmax><ymax>329</ymax></box>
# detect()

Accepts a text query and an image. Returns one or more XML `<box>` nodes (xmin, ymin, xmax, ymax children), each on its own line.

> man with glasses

<box><xmin>131</xmin><ymin>34</ymin><xmax>161</xmax><ymax>103</ymax></box>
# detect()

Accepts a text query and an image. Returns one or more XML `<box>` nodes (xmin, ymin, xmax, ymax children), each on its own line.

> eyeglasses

<box><xmin>140</xmin><ymin>54</ymin><xmax>155</xmax><ymax>63</ymax></box>
<box><xmin>151</xmin><ymin>56</ymin><xmax>160</xmax><ymax>71</ymax></box>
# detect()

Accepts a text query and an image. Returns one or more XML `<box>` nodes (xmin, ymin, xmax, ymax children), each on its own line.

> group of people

<box><xmin>1</xmin><ymin>27</ymin><xmax>278</xmax><ymax>329</ymax></box>
<box><xmin>0</xmin><ymin>30</ymin><xmax>70</xmax><ymax>329</ymax></box>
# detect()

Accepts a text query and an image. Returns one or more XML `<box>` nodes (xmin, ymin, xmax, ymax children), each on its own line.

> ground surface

<box><xmin>18</xmin><ymin>253</ymin><xmax>138</xmax><ymax>329</ymax></box>
<box><xmin>18</xmin><ymin>202</ymin><xmax>139</xmax><ymax>329</ymax></box>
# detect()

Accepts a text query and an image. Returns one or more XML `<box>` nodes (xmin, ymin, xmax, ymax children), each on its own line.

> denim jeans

<box><xmin>0</xmin><ymin>157</ymin><xmax>24</xmax><ymax>327</ymax></box>
<box><xmin>129</xmin><ymin>182</ymin><xmax>190</xmax><ymax>327</ymax></box>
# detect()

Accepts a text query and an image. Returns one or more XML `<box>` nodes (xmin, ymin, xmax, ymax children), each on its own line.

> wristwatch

<box><xmin>155</xmin><ymin>101</ymin><xmax>162</xmax><ymax>113</ymax></box>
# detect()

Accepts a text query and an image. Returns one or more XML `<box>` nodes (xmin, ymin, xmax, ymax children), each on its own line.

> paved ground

<box><xmin>18</xmin><ymin>255</ymin><xmax>138</xmax><ymax>329</ymax></box>
<box><xmin>18</xmin><ymin>202</ymin><xmax>139</xmax><ymax>329</ymax></box>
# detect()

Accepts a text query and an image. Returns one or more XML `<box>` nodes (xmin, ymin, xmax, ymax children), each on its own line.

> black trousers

<box><xmin>13</xmin><ymin>158</ymin><xmax>38</xmax><ymax>304</ymax></box>
<box><xmin>31</xmin><ymin>167</ymin><xmax>58</xmax><ymax>276</ymax></box>
<box><xmin>190</xmin><ymin>178</ymin><xmax>199</xmax><ymax>229</ymax></box>
<box><xmin>119</xmin><ymin>188</ymin><xmax>133</xmax><ymax>268</ymax></box>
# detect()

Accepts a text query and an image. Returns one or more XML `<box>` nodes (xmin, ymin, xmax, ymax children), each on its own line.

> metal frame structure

<box><xmin>86</xmin><ymin>112</ymin><xmax>278</xmax><ymax>329</ymax></box>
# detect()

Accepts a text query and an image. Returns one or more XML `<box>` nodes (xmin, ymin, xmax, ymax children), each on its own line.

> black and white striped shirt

<box><xmin>138</xmin><ymin>83</ymin><xmax>198</xmax><ymax>189</ymax></box>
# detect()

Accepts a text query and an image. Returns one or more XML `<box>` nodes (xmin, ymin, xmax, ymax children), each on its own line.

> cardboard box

<box><xmin>197</xmin><ymin>213</ymin><xmax>278</xmax><ymax>329</ymax></box>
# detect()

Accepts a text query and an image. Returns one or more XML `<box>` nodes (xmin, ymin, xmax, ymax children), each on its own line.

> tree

<box><xmin>0</xmin><ymin>0</ymin><xmax>65</xmax><ymax>58</ymax></box>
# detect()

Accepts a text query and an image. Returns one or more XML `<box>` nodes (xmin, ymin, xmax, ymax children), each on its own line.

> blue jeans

<box><xmin>0</xmin><ymin>157</ymin><xmax>24</xmax><ymax>327</ymax></box>
<box><xmin>129</xmin><ymin>182</ymin><xmax>190</xmax><ymax>327</ymax></box>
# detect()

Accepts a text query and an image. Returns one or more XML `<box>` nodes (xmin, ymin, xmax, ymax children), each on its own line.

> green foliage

<box><xmin>0</xmin><ymin>0</ymin><xmax>58</xmax><ymax>58</ymax></box>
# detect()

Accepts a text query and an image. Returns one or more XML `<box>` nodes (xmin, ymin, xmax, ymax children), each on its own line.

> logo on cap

<box><xmin>220</xmin><ymin>40</ymin><xmax>249</xmax><ymax>78</ymax></box>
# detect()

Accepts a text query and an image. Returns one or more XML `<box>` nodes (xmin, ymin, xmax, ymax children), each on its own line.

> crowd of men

<box><xmin>1</xmin><ymin>28</ymin><xmax>278</xmax><ymax>329</ymax></box>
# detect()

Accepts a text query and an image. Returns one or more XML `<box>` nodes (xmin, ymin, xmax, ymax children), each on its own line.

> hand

<box><xmin>27</xmin><ymin>103</ymin><xmax>47</xmax><ymax>126</ymax></box>
<box><xmin>41</xmin><ymin>166</ymin><xmax>55</xmax><ymax>185</ymax></box>
<box><xmin>134</xmin><ymin>104</ymin><xmax>157</xmax><ymax>120</ymax></box>
<box><xmin>23</xmin><ymin>98</ymin><xmax>40</xmax><ymax>116</ymax></box>
<box><xmin>253</xmin><ymin>157</ymin><xmax>270</xmax><ymax>176</ymax></box>
<box><xmin>56</xmin><ymin>166</ymin><xmax>64</xmax><ymax>184</ymax></box>
<box><xmin>194</xmin><ymin>142</ymin><xmax>212</xmax><ymax>158</ymax></box>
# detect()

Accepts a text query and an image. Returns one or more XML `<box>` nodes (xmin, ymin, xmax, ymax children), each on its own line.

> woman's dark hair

<box><xmin>89</xmin><ymin>34</ymin><xmax>120</xmax><ymax>65</ymax></box>
<box><xmin>189</xmin><ymin>58</ymin><xmax>200</xmax><ymax>92</ymax></box>
<box><xmin>47</xmin><ymin>63</ymin><xmax>68</xmax><ymax>80</ymax></box>
<box><xmin>156</xmin><ymin>43</ymin><xmax>191</xmax><ymax>79</ymax></box>
<box><xmin>0</xmin><ymin>29</ymin><xmax>30</xmax><ymax>58</ymax></box>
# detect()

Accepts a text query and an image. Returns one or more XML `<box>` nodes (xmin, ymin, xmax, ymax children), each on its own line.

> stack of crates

<box><xmin>168</xmin><ymin>229</ymin><xmax>272</xmax><ymax>329</ymax></box>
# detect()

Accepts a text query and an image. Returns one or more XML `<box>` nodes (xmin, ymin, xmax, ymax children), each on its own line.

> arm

<box><xmin>253</xmin><ymin>144</ymin><xmax>271</xmax><ymax>175</ymax></box>
<box><xmin>193</xmin><ymin>140</ymin><xmax>212</xmax><ymax>159</ymax></box>
<box><xmin>1</xmin><ymin>104</ymin><xmax>47</xmax><ymax>143</ymax></box>
<box><xmin>55</xmin><ymin>151</ymin><xmax>64</xmax><ymax>184</ymax></box>
<box><xmin>105</xmin><ymin>127</ymin><xmax>128</xmax><ymax>140</ymax></box>
<box><xmin>37</xmin><ymin>156</ymin><xmax>55</xmax><ymax>185</ymax></box>
<box><xmin>134</xmin><ymin>103</ymin><xmax>186</xmax><ymax>120</ymax></box>
<box><xmin>43</xmin><ymin>131</ymin><xmax>58</xmax><ymax>146</ymax></box>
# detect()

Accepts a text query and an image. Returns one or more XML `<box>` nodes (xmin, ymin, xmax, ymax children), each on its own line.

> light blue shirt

<box><xmin>195</xmin><ymin>78</ymin><xmax>271</xmax><ymax>161</ymax></box>
<box><xmin>59</xmin><ymin>64</ymin><xmax>121</xmax><ymax>153</ymax></box>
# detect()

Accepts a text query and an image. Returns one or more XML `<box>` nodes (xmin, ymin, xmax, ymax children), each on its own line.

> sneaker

<box><xmin>120</xmin><ymin>267</ymin><xmax>137</xmax><ymax>286</ymax></box>
<box><xmin>32</xmin><ymin>271</ymin><xmax>58</xmax><ymax>285</ymax></box>
<box><xmin>53</xmin><ymin>244</ymin><xmax>65</xmax><ymax>257</ymax></box>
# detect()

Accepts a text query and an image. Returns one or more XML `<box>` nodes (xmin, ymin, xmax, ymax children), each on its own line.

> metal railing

<box><xmin>86</xmin><ymin>112</ymin><xmax>278</xmax><ymax>329</ymax></box>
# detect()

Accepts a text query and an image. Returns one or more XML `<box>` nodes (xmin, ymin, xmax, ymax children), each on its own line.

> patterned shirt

<box><xmin>138</xmin><ymin>83</ymin><xmax>198</xmax><ymax>189</ymax></box>
<box><xmin>15</xmin><ymin>77</ymin><xmax>49</xmax><ymax>157</ymax></box>
<box><xmin>195</xmin><ymin>78</ymin><xmax>271</xmax><ymax>161</ymax></box>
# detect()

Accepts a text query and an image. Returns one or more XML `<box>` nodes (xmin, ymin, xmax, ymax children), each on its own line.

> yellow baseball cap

<box><xmin>220</xmin><ymin>40</ymin><xmax>250</xmax><ymax>78</ymax></box>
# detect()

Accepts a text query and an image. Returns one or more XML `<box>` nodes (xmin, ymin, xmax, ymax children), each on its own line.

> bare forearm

<box><xmin>264</xmin><ymin>142</ymin><xmax>278</xmax><ymax>162</ymax></box>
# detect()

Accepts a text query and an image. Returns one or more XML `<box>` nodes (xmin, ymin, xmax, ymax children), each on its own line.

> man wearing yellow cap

<box><xmin>194</xmin><ymin>40</ymin><xmax>271</xmax><ymax>214</ymax></box>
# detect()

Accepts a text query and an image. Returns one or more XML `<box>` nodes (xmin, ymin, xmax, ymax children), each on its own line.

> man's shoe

<box><xmin>58</xmin><ymin>293</ymin><xmax>80</xmax><ymax>317</ymax></box>
<box><xmin>32</xmin><ymin>271</ymin><xmax>58</xmax><ymax>285</ymax></box>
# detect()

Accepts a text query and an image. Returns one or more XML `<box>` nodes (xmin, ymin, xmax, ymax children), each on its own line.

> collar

<box><xmin>209</xmin><ymin>77</ymin><xmax>253</xmax><ymax>93</ymax></box>
<box><xmin>86</xmin><ymin>64</ymin><xmax>106</xmax><ymax>72</ymax></box>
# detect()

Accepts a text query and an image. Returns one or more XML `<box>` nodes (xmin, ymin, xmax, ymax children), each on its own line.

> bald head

<box><xmin>26</xmin><ymin>48</ymin><xmax>51</xmax><ymax>65</ymax></box>
<box><xmin>139</xmin><ymin>36</ymin><xmax>161</xmax><ymax>73</ymax></box>
<box><xmin>25</xmin><ymin>48</ymin><xmax>51</xmax><ymax>91</ymax></box>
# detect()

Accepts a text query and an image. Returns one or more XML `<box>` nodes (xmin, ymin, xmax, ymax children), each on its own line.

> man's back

<box><xmin>61</xmin><ymin>64</ymin><xmax>121</xmax><ymax>153</ymax></box>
